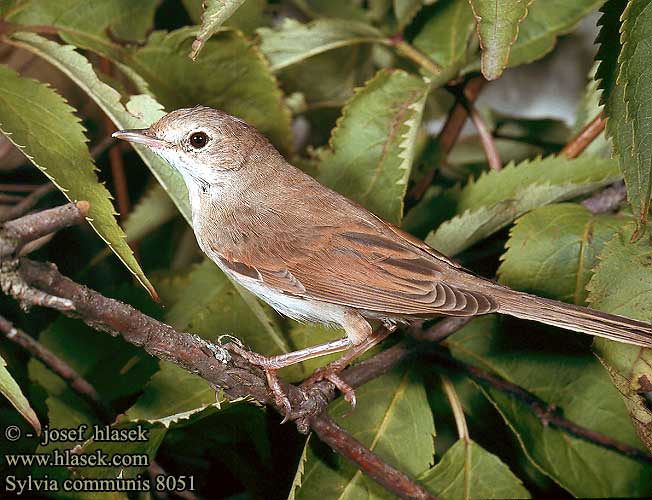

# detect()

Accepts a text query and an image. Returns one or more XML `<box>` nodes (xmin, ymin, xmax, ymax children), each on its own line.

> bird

<box><xmin>114</xmin><ymin>106</ymin><xmax>652</xmax><ymax>416</ymax></box>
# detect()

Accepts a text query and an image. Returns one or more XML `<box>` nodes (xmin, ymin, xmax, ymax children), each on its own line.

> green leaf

<box><xmin>0</xmin><ymin>63</ymin><xmax>155</xmax><ymax>297</ymax></box>
<box><xmin>124</xmin><ymin>362</ymin><xmax>232</xmax><ymax>426</ymax></box>
<box><xmin>9</xmin><ymin>32</ymin><xmax>191</xmax><ymax>222</ymax></box>
<box><xmin>587</xmin><ymin>222</ymin><xmax>652</xmax><ymax>449</ymax></box>
<box><xmin>617</xmin><ymin>0</ymin><xmax>652</xmax><ymax>236</ymax></box>
<box><xmin>426</xmin><ymin>155</ymin><xmax>621</xmax><ymax>255</ymax></box>
<box><xmin>419</xmin><ymin>439</ymin><xmax>530</xmax><ymax>500</ymax></box>
<box><xmin>164</xmin><ymin>260</ymin><xmax>286</xmax><ymax>353</ymax></box>
<box><xmin>413</xmin><ymin>0</ymin><xmax>476</xmax><ymax>69</ymax></box>
<box><xmin>318</xmin><ymin>69</ymin><xmax>429</xmax><ymax>224</ymax></box>
<box><xmin>126</xmin><ymin>28</ymin><xmax>293</xmax><ymax>152</ymax></box>
<box><xmin>123</xmin><ymin>183</ymin><xmax>178</xmax><ymax>244</ymax></box>
<box><xmin>294</xmin><ymin>367</ymin><xmax>435</xmax><ymax>499</ymax></box>
<box><xmin>468</xmin><ymin>0</ymin><xmax>533</xmax><ymax>80</ymax></box>
<box><xmin>498</xmin><ymin>203</ymin><xmax>623</xmax><ymax>305</ymax></box>
<box><xmin>0</xmin><ymin>355</ymin><xmax>40</xmax><ymax>434</ymax></box>
<box><xmin>6</xmin><ymin>0</ymin><xmax>158</xmax><ymax>60</ymax></box>
<box><xmin>258</xmin><ymin>18</ymin><xmax>384</xmax><ymax>71</ymax></box>
<box><xmin>446</xmin><ymin>316</ymin><xmax>652</xmax><ymax>497</ymax></box>
<box><xmin>394</xmin><ymin>0</ymin><xmax>423</xmax><ymax>29</ymax></box>
<box><xmin>278</xmin><ymin>45</ymin><xmax>374</xmax><ymax>107</ymax></box>
<box><xmin>506</xmin><ymin>0</ymin><xmax>603</xmax><ymax>69</ymax></box>
<box><xmin>189</xmin><ymin>0</ymin><xmax>246</xmax><ymax>60</ymax></box>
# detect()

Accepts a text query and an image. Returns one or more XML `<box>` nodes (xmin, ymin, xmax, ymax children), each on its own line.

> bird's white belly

<box><xmin>207</xmin><ymin>253</ymin><xmax>347</xmax><ymax>327</ymax></box>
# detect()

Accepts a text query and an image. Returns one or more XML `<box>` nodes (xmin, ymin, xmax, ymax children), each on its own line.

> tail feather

<box><xmin>491</xmin><ymin>287</ymin><xmax>652</xmax><ymax>348</ymax></box>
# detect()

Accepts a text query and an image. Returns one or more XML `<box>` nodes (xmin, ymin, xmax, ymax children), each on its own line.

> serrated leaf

<box><xmin>288</xmin><ymin>435</ymin><xmax>310</xmax><ymax>500</ymax></box>
<box><xmin>9</xmin><ymin>32</ymin><xmax>191</xmax><ymax>221</ymax></box>
<box><xmin>0</xmin><ymin>63</ymin><xmax>155</xmax><ymax>297</ymax></box>
<box><xmin>426</xmin><ymin>155</ymin><xmax>621</xmax><ymax>255</ymax></box>
<box><xmin>258</xmin><ymin>18</ymin><xmax>384</xmax><ymax>71</ymax></box>
<box><xmin>127</xmin><ymin>28</ymin><xmax>292</xmax><ymax>152</ymax></box>
<box><xmin>419</xmin><ymin>439</ymin><xmax>530</xmax><ymax>500</ymax></box>
<box><xmin>469</xmin><ymin>0</ymin><xmax>533</xmax><ymax>80</ymax></box>
<box><xmin>124</xmin><ymin>363</ymin><xmax>229</xmax><ymax>426</ymax></box>
<box><xmin>587</xmin><ymin>222</ymin><xmax>652</xmax><ymax>449</ymax></box>
<box><xmin>318</xmin><ymin>69</ymin><xmax>429</xmax><ymax>224</ymax></box>
<box><xmin>498</xmin><ymin>203</ymin><xmax>623</xmax><ymax>305</ymax></box>
<box><xmin>413</xmin><ymin>0</ymin><xmax>476</xmax><ymax>69</ymax></box>
<box><xmin>506</xmin><ymin>0</ymin><xmax>603</xmax><ymax>69</ymax></box>
<box><xmin>446</xmin><ymin>316</ymin><xmax>652</xmax><ymax>497</ymax></box>
<box><xmin>189</xmin><ymin>0</ymin><xmax>246</xmax><ymax>60</ymax></box>
<box><xmin>0</xmin><ymin>355</ymin><xmax>40</xmax><ymax>434</ymax></box>
<box><xmin>294</xmin><ymin>368</ymin><xmax>435</xmax><ymax>499</ymax></box>
<box><xmin>617</xmin><ymin>0</ymin><xmax>652</xmax><ymax>235</ymax></box>
<box><xmin>183</xmin><ymin>0</ymin><xmax>266</xmax><ymax>34</ymax></box>
<box><xmin>6</xmin><ymin>0</ymin><xmax>158</xmax><ymax>60</ymax></box>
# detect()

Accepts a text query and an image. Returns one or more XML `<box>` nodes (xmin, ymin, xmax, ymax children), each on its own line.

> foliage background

<box><xmin>0</xmin><ymin>0</ymin><xmax>651</xmax><ymax>498</ymax></box>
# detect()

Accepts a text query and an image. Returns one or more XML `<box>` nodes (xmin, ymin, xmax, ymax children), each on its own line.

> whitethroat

<box><xmin>114</xmin><ymin>106</ymin><xmax>652</xmax><ymax>416</ymax></box>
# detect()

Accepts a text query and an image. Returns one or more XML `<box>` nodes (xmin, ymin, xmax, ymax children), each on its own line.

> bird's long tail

<box><xmin>488</xmin><ymin>285</ymin><xmax>652</xmax><ymax>347</ymax></box>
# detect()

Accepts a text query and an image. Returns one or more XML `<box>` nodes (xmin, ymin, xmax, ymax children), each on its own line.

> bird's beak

<box><xmin>112</xmin><ymin>129</ymin><xmax>172</xmax><ymax>149</ymax></box>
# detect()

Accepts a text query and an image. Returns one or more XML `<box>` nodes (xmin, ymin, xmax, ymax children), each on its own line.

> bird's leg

<box><xmin>301</xmin><ymin>312</ymin><xmax>395</xmax><ymax>409</ymax></box>
<box><xmin>226</xmin><ymin>337</ymin><xmax>353</xmax><ymax>420</ymax></box>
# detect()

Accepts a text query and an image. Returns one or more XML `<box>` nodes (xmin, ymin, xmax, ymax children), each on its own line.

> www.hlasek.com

<box><xmin>3</xmin><ymin>424</ymin><xmax>195</xmax><ymax>495</ymax></box>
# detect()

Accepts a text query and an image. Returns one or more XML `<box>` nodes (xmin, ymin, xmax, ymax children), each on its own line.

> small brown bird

<box><xmin>114</xmin><ymin>106</ymin><xmax>652</xmax><ymax>414</ymax></box>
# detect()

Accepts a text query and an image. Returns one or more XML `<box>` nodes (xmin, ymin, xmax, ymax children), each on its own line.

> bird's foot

<box><xmin>225</xmin><ymin>343</ymin><xmax>293</xmax><ymax>422</ymax></box>
<box><xmin>301</xmin><ymin>365</ymin><xmax>357</xmax><ymax>410</ymax></box>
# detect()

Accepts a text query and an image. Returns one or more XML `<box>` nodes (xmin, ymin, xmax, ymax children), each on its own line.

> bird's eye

<box><xmin>189</xmin><ymin>131</ymin><xmax>208</xmax><ymax>149</ymax></box>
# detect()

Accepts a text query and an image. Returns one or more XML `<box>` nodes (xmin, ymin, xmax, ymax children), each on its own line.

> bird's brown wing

<box><xmin>218</xmin><ymin>214</ymin><xmax>497</xmax><ymax>317</ymax></box>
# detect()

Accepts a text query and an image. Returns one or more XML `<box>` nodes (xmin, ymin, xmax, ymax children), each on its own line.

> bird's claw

<box><xmin>302</xmin><ymin>368</ymin><xmax>357</xmax><ymax>412</ymax></box>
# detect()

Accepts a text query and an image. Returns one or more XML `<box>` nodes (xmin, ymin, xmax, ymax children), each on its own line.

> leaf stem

<box><xmin>441</xmin><ymin>375</ymin><xmax>470</xmax><ymax>442</ymax></box>
<box><xmin>388</xmin><ymin>35</ymin><xmax>442</xmax><ymax>77</ymax></box>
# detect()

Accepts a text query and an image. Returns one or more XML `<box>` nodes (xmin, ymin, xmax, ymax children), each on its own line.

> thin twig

<box><xmin>0</xmin><ymin>314</ymin><xmax>113</xmax><ymax>422</ymax></box>
<box><xmin>468</xmin><ymin>105</ymin><xmax>502</xmax><ymax>171</ymax></box>
<box><xmin>428</xmin><ymin>349</ymin><xmax>652</xmax><ymax>464</ymax></box>
<box><xmin>0</xmin><ymin>193</ymin><xmax>23</xmax><ymax>203</ymax></box>
<box><xmin>309</xmin><ymin>414</ymin><xmax>438</xmax><ymax>500</ymax></box>
<box><xmin>0</xmin><ymin>201</ymin><xmax>89</xmax><ymax>257</ymax></box>
<box><xmin>407</xmin><ymin>76</ymin><xmax>486</xmax><ymax>205</ymax></box>
<box><xmin>561</xmin><ymin>114</ymin><xmax>606</xmax><ymax>159</ymax></box>
<box><xmin>0</xmin><ymin>183</ymin><xmax>56</xmax><ymax>222</ymax></box>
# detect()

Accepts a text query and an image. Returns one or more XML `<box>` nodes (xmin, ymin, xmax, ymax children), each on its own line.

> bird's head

<box><xmin>113</xmin><ymin>106</ymin><xmax>270</xmax><ymax>188</ymax></box>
